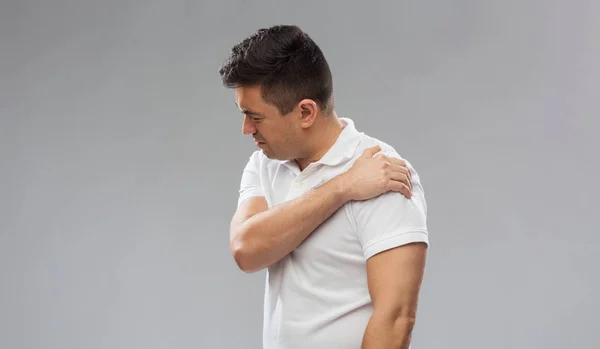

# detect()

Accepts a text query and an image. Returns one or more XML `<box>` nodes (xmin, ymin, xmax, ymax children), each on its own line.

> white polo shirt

<box><xmin>236</xmin><ymin>118</ymin><xmax>429</xmax><ymax>349</ymax></box>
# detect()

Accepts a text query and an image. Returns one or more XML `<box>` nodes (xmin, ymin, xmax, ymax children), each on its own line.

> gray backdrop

<box><xmin>1</xmin><ymin>1</ymin><xmax>599</xmax><ymax>348</ymax></box>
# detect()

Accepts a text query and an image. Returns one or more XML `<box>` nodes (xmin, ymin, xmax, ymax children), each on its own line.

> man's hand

<box><xmin>340</xmin><ymin>145</ymin><xmax>413</xmax><ymax>201</ymax></box>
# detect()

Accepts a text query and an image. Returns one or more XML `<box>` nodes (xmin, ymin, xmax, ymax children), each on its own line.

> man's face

<box><xmin>235</xmin><ymin>86</ymin><xmax>302</xmax><ymax>160</ymax></box>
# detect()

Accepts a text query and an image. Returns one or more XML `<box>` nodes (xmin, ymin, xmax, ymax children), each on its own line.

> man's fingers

<box><xmin>368</xmin><ymin>150</ymin><xmax>414</xmax><ymax>197</ymax></box>
<box><xmin>363</xmin><ymin>145</ymin><xmax>382</xmax><ymax>157</ymax></box>
<box><xmin>373</xmin><ymin>151</ymin><xmax>385</xmax><ymax>158</ymax></box>
<box><xmin>389</xmin><ymin>171</ymin><xmax>412</xmax><ymax>191</ymax></box>
<box><xmin>384</xmin><ymin>156</ymin><xmax>411</xmax><ymax>181</ymax></box>
<box><xmin>380</xmin><ymin>154</ymin><xmax>405</xmax><ymax>165</ymax></box>
<box><xmin>382</xmin><ymin>155</ymin><xmax>408</xmax><ymax>170</ymax></box>
<box><xmin>389</xmin><ymin>165</ymin><xmax>412</xmax><ymax>188</ymax></box>
<box><xmin>388</xmin><ymin>180</ymin><xmax>412</xmax><ymax>198</ymax></box>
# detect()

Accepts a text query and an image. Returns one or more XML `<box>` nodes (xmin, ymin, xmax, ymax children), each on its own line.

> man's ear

<box><xmin>297</xmin><ymin>99</ymin><xmax>318</xmax><ymax>128</ymax></box>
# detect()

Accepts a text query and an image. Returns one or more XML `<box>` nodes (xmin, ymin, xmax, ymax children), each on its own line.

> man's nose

<box><xmin>242</xmin><ymin>115</ymin><xmax>256</xmax><ymax>135</ymax></box>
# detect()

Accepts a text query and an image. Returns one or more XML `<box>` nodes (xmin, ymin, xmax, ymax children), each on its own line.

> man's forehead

<box><xmin>235</xmin><ymin>86</ymin><xmax>267</xmax><ymax>112</ymax></box>
<box><xmin>235</xmin><ymin>85</ymin><xmax>262</xmax><ymax>100</ymax></box>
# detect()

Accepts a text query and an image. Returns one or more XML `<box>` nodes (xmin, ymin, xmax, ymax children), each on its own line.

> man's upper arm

<box><xmin>231</xmin><ymin>152</ymin><xmax>268</xmax><ymax>233</ymax></box>
<box><xmin>364</xmin><ymin>238</ymin><xmax>427</xmax><ymax>319</ymax></box>
<box><xmin>353</xmin><ymin>162</ymin><xmax>429</xmax><ymax>259</ymax></box>
<box><xmin>236</xmin><ymin>151</ymin><xmax>266</xmax><ymax>209</ymax></box>
<box><xmin>352</xmin><ymin>157</ymin><xmax>429</xmax><ymax>316</ymax></box>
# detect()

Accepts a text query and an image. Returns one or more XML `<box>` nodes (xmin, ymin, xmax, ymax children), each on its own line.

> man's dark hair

<box><xmin>218</xmin><ymin>25</ymin><xmax>334</xmax><ymax>115</ymax></box>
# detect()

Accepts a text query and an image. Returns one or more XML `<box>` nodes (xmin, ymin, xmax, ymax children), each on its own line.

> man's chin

<box><xmin>261</xmin><ymin>149</ymin><xmax>274</xmax><ymax>158</ymax></box>
<box><xmin>260</xmin><ymin>149</ymin><xmax>285</xmax><ymax>161</ymax></box>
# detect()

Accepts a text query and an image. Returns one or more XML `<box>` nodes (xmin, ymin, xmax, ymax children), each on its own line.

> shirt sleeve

<box><xmin>351</xmin><ymin>155</ymin><xmax>429</xmax><ymax>260</ymax></box>
<box><xmin>237</xmin><ymin>151</ymin><xmax>266</xmax><ymax>208</ymax></box>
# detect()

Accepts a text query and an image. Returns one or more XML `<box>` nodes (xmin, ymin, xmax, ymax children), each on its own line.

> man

<box><xmin>219</xmin><ymin>25</ymin><xmax>429</xmax><ymax>349</ymax></box>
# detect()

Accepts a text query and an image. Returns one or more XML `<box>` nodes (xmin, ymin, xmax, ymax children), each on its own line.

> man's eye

<box><xmin>244</xmin><ymin>113</ymin><xmax>262</xmax><ymax>123</ymax></box>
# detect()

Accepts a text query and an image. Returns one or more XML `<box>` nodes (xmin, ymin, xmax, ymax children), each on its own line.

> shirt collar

<box><xmin>315</xmin><ymin>117</ymin><xmax>362</xmax><ymax>166</ymax></box>
<box><xmin>283</xmin><ymin>117</ymin><xmax>363</xmax><ymax>171</ymax></box>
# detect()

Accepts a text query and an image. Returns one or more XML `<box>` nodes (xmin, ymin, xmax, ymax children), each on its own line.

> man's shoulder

<box><xmin>243</xmin><ymin>150</ymin><xmax>284</xmax><ymax>175</ymax></box>
<box><xmin>246</xmin><ymin>149</ymin><xmax>264</xmax><ymax>164</ymax></box>
<box><xmin>352</xmin><ymin>133</ymin><xmax>404</xmax><ymax>161</ymax></box>
<box><xmin>351</xmin><ymin>132</ymin><xmax>426</xmax><ymax>198</ymax></box>
<box><xmin>244</xmin><ymin>149</ymin><xmax>270</xmax><ymax>166</ymax></box>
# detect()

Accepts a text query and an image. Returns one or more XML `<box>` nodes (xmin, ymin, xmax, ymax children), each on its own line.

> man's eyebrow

<box><xmin>234</xmin><ymin>102</ymin><xmax>261</xmax><ymax>116</ymax></box>
<box><xmin>240</xmin><ymin>108</ymin><xmax>262</xmax><ymax>116</ymax></box>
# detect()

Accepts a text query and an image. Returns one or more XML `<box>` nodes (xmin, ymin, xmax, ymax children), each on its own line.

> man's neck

<box><xmin>295</xmin><ymin>113</ymin><xmax>345</xmax><ymax>171</ymax></box>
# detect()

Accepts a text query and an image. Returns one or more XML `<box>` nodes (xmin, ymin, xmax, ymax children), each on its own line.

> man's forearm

<box><xmin>362</xmin><ymin>312</ymin><xmax>415</xmax><ymax>349</ymax></box>
<box><xmin>231</xmin><ymin>175</ymin><xmax>350</xmax><ymax>272</ymax></box>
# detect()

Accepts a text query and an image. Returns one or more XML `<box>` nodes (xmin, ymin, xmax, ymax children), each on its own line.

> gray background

<box><xmin>1</xmin><ymin>0</ymin><xmax>599</xmax><ymax>348</ymax></box>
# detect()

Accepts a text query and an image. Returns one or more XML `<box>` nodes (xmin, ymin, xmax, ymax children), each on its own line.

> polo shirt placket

<box><xmin>282</xmin><ymin>163</ymin><xmax>323</xmax><ymax>202</ymax></box>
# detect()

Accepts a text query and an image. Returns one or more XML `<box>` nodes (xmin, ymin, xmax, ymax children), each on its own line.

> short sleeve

<box><xmin>237</xmin><ymin>151</ymin><xmax>265</xmax><ymax>208</ymax></box>
<box><xmin>352</xmin><ymin>157</ymin><xmax>429</xmax><ymax>260</ymax></box>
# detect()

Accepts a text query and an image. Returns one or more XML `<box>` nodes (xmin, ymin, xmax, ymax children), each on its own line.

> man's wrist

<box><xmin>330</xmin><ymin>173</ymin><xmax>353</xmax><ymax>203</ymax></box>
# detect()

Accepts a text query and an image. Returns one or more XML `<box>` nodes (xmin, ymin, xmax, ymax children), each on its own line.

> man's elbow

<box><xmin>373</xmin><ymin>306</ymin><xmax>418</xmax><ymax>332</ymax></box>
<box><xmin>230</xmin><ymin>235</ymin><xmax>263</xmax><ymax>273</ymax></box>
<box><xmin>393</xmin><ymin>314</ymin><xmax>417</xmax><ymax>333</ymax></box>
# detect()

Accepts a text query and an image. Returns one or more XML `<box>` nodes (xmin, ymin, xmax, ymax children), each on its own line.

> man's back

<box><xmin>237</xmin><ymin>118</ymin><xmax>429</xmax><ymax>349</ymax></box>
